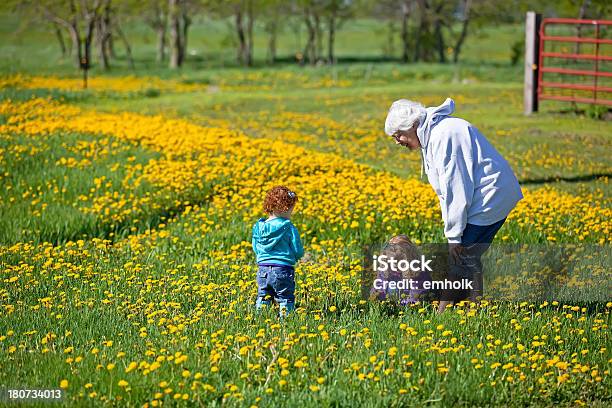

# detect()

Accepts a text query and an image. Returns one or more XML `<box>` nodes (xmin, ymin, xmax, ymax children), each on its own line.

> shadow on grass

<box><xmin>520</xmin><ymin>172</ymin><xmax>611</xmax><ymax>185</ymax></box>
<box><xmin>0</xmin><ymin>87</ymin><xmax>92</xmax><ymax>103</ymax></box>
<box><xmin>49</xmin><ymin>191</ymin><xmax>214</xmax><ymax>246</ymax></box>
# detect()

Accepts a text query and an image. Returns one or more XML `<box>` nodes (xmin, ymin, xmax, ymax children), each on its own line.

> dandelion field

<box><xmin>1</xmin><ymin>20</ymin><xmax>611</xmax><ymax>408</ymax></box>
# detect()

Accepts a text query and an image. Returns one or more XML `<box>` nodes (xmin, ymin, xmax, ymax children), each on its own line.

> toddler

<box><xmin>252</xmin><ymin>186</ymin><xmax>304</xmax><ymax>315</ymax></box>
<box><xmin>370</xmin><ymin>235</ymin><xmax>430</xmax><ymax>305</ymax></box>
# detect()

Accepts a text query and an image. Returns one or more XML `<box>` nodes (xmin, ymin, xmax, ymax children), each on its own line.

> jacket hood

<box><xmin>416</xmin><ymin>97</ymin><xmax>455</xmax><ymax>150</ymax></box>
<box><xmin>252</xmin><ymin>217</ymin><xmax>292</xmax><ymax>251</ymax></box>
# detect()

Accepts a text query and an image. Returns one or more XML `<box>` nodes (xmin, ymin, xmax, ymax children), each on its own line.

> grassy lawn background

<box><xmin>0</xmin><ymin>11</ymin><xmax>610</xmax><ymax>407</ymax></box>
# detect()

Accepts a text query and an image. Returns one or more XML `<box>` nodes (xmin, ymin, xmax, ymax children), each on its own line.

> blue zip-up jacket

<box><xmin>252</xmin><ymin>217</ymin><xmax>304</xmax><ymax>266</ymax></box>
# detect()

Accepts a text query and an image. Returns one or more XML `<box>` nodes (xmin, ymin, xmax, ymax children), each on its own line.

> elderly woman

<box><xmin>384</xmin><ymin>98</ymin><xmax>523</xmax><ymax>310</ymax></box>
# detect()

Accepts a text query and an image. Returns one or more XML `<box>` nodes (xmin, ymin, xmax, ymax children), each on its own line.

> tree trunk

<box><xmin>95</xmin><ymin>0</ymin><xmax>112</xmax><ymax>70</ymax></box>
<box><xmin>303</xmin><ymin>9</ymin><xmax>316</xmax><ymax>65</ymax></box>
<box><xmin>70</xmin><ymin>1</ymin><xmax>82</xmax><ymax>69</ymax></box>
<box><xmin>169</xmin><ymin>0</ymin><xmax>181</xmax><ymax>68</ymax></box>
<box><xmin>106</xmin><ymin>33</ymin><xmax>115</xmax><ymax>59</ymax></box>
<box><xmin>103</xmin><ymin>1</ymin><xmax>116</xmax><ymax>59</ymax></box>
<box><xmin>433</xmin><ymin>4</ymin><xmax>446</xmax><ymax>63</ymax></box>
<box><xmin>452</xmin><ymin>0</ymin><xmax>471</xmax><ymax>63</ymax></box>
<box><xmin>385</xmin><ymin>20</ymin><xmax>395</xmax><ymax>58</ymax></box>
<box><xmin>314</xmin><ymin>12</ymin><xmax>322</xmax><ymax>63</ymax></box>
<box><xmin>54</xmin><ymin>23</ymin><xmax>67</xmax><ymax>57</ymax></box>
<box><xmin>414</xmin><ymin>0</ymin><xmax>432</xmax><ymax>62</ymax></box>
<box><xmin>71</xmin><ymin>29</ymin><xmax>81</xmax><ymax>69</ymax></box>
<box><xmin>235</xmin><ymin>7</ymin><xmax>247</xmax><ymax>65</ymax></box>
<box><xmin>574</xmin><ymin>0</ymin><xmax>590</xmax><ymax>55</ymax></box>
<box><xmin>401</xmin><ymin>2</ymin><xmax>410</xmax><ymax>63</ymax></box>
<box><xmin>156</xmin><ymin>25</ymin><xmax>166</xmax><ymax>62</ymax></box>
<box><xmin>180</xmin><ymin>11</ymin><xmax>191</xmax><ymax>65</ymax></box>
<box><xmin>327</xmin><ymin>12</ymin><xmax>336</xmax><ymax>64</ymax></box>
<box><xmin>291</xmin><ymin>18</ymin><xmax>301</xmax><ymax>57</ymax></box>
<box><xmin>84</xmin><ymin>14</ymin><xmax>96</xmax><ymax>68</ymax></box>
<box><xmin>101</xmin><ymin>0</ymin><xmax>117</xmax><ymax>58</ymax></box>
<box><xmin>246</xmin><ymin>0</ymin><xmax>254</xmax><ymax>67</ymax></box>
<box><xmin>304</xmin><ymin>9</ymin><xmax>317</xmax><ymax>65</ymax></box>
<box><xmin>115</xmin><ymin>23</ymin><xmax>135</xmax><ymax>70</ymax></box>
<box><xmin>266</xmin><ymin>20</ymin><xmax>278</xmax><ymax>64</ymax></box>
<box><xmin>40</xmin><ymin>1</ymin><xmax>95</xmax><ymax>70</ymax></box>
<box><xmin>150</xmin><ymin>2</ymin><xmax>167</xmax><ymax>62</ymax></box>
<box><xmin>97</xmin><ymin>18</ymin><xmax>110</xmax><ymax>70</ymax></box>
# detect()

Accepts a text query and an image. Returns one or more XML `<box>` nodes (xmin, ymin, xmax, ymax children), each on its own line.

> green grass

<box><xmin>3</xmin><ymin>11</ymin><xmax>609</xmax><ymax>197</ymax></box>
<box><xmin>0</xmin><ymin>127</ymin><xmax>214</xmax><ymax>246</ymax></box>
<box><xmin>0</xmin><ymin>12</ymin><xmax>610</xmax><ymax>408</ymax></box>
<box><xmin>75</xmin><ymin>78</ymin><xmax>610</xmax><ymax>198</ymax></box>
<box><xmin>0</xmin><ymin>13</ymin><xmax>524</xmax><ymax>74</ymax></box>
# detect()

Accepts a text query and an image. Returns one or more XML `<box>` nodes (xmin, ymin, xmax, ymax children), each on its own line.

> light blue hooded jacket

<box><xmin>416</xmin><ymin>98</ymin><xmax>523</xmax><ymax>243</ymax></box>
<box><xmin>252</xmin><ymin>217</ymin><xmax>304</xmax><ymax>266</ymax></box>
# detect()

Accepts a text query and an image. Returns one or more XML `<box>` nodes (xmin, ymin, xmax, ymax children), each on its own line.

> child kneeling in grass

<box><xmin>252</xmin><ymin>186</ymin><xmax>304</xmax><ymax>315</ymax></box>
<box><xmin>370</xmin><ymin>235</ymin><xmax>430</xmax><ymax>305</ymax></box>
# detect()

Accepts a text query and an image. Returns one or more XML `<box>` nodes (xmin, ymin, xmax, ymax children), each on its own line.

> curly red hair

<box><xmin>263</xmin><ymin>186</ymin><xmax>298</xmax><ymax>214</ymax></box>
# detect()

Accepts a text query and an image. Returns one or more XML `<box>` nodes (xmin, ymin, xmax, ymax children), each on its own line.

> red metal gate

<box><xmin>537</xmin><ymin>18</ymin><xmax>612</xmax><ymax>107</ymax></box>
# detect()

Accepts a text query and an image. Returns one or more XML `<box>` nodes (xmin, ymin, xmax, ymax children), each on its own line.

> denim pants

<box><xmin>461</xmin><ymin>218</ymin><xmax>507</xmax><ymax>246</ymax></box>
<box><xmin>256</xmin><ymin>265</ymin><xmax>295</xmax><ymax>314</ymax></box>
<box><xmin>451</xmin><ymin>218</ymin><xmax>507</xmax><ymax>299</ymax></box>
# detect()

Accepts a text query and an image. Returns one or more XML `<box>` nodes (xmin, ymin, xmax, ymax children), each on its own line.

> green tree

<box><xmin>34</xmin><ymin>0</ymin><xmax>103</xmax><ymax>70</ymax></box>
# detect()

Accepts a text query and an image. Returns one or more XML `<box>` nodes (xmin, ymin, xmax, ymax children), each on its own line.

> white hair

<box><xmin>384</xmin><ymin>99</ymin><xmax>427</xmax><ymax>136</ymax></box>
